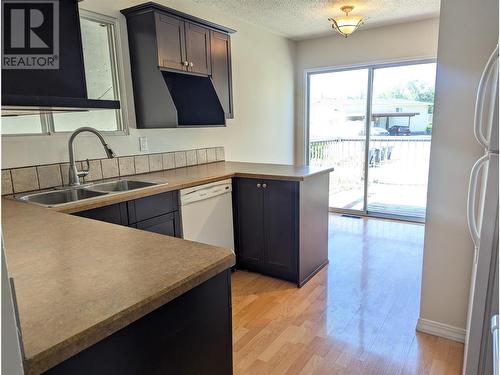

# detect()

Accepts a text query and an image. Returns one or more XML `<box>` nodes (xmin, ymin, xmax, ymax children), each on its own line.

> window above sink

<box><xmin>2</xmin><ymin>10</ymin><xmax>127</xmax><ymax>136</ymax></box>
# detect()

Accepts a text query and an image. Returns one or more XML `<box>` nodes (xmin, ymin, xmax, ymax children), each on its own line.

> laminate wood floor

<box><xmin>231</xmin><ymin>214</ymin><xmax>464</xmax><ymax>375</ymax></box>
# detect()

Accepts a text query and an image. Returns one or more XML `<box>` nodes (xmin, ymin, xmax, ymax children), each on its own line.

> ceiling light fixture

<box><xmin>328</xmin><ymin>6</ymin><xmax>364</xmax><ymax>38</ymax></box>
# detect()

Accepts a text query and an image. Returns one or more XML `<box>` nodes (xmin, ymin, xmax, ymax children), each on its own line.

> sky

<box><xmin>308</xmin><ymin>63</ymin><xmax>437</xmax><ymax>140</ymax></box>
<box><xmin>310</xmin><ymin>63</ymin><xmax>437</xmax><ymax>102</ymax></box>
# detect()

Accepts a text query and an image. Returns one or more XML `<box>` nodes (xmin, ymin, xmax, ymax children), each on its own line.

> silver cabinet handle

<box><xmin>256</xmin><ymin>183</ymin><xmax>261</xmax><ymax>188</ymax></box>
<box><xmin>183</xmin><ymin>61</ymin><xmax>189</xmax><ymax>66</ymax></box>
<box><xmin>189</xmin><ymin>62</ymin><xmax>194</xmax><ymax>67</ymax></box>
<box><xmin>262</xmin><ymin>183</ymin><xmax>267</xmax><ymax>188</ymax></box>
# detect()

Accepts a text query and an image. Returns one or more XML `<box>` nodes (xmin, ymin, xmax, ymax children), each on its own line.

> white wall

<box><xmin>419</xmin><ymin>0</ymin><xmax>498</xmax><ymax>331</ymax></box>
<box><xmin>1</xmin><ymin>0</ymin><xmax>296</xmax><ymax>168</ymax></box>
<box><xmin>294</xmin><ymin>18</ymin><xmax>440</xmax><ymax>163</ymax></box>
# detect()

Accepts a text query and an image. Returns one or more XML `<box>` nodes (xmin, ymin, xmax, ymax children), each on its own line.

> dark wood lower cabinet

<box><xmin>233</xmin><ymin>175</ymin><xmax>329</xmax><ymax>287</ymax></box>
<box><xmin>42</xmin><ymin>270</ymin><xmax>233</xmax><ymax>375</ymax></box>
<box><xmin>73</xmin><ymin>202</ymin><xmax>128</xmax><ymax>226</ymax></box>
<box><xmin>233</xmin><ymin>178</ymin><xmax>299</xmax><ymax>284</ymax></box>
<box><xmin>134</xmin><ymin>211</ymin><xmax>181</xmax><ymax>237</ymax></box>
<box><xmin>232</xmin><ymin>178</ymin><xmax>265</xmax><ymax>269</ymax></box>
<box><xmin>128</xmin><ymin>191</ymin><xmax>178</xmax><ymax>224</ymax></box>
<box><xmin>262</xmin><ymin>180</ymin><xmax>299</xmax><ymax>282</ymax></box>
<box><xmin>72</xmin><ymin>191</ymin><xmax>182</xmax><ymax>238</ymax></box>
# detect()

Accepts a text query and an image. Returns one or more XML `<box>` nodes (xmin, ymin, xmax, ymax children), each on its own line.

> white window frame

<box><xmin>2</xmin><ymin>10</ymin><xmax>128</xmax><ymax>137</ymax></box>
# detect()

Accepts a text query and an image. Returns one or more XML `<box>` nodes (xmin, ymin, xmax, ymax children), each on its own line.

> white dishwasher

<box><xmin>180</xmin><ymin>179</ymin><xmax>235</xmax><ymax>252</ymax></box>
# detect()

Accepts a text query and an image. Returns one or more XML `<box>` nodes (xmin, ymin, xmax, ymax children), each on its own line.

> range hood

<box><xmin>128</xmin><ymin>66</ymin><xmax>225</xmax><ymax>128</ymax></box>
<box><xmin>1</xmin><ymin>0</ymin><xmax>120</xmax><ymax>116</ymax></box>
<box><xmin>162</xmin><ymin>72</ymin><xmax>225</xmax><ymax>126</ymax></box>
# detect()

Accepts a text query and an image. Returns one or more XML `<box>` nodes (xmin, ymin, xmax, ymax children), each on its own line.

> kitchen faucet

<box><xmin>68</xmin><ymin>127</ymin><xmax>116</xmax><ymax>186</ymax></box>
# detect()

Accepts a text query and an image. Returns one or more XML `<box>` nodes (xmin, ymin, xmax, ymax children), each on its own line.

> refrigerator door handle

<box><xmin>474</xmin><ymin>44</ymin><xmax>499</xmax><ymax>148</ymax></box>
<box><xmin>467</xmin><ymin>153</ymin><xmax>490</xmax><ymax>248</ymax></box>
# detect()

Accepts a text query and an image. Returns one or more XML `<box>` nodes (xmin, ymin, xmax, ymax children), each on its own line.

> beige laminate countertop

<box><xmin>29</xmin><ymin>161</ymin><xmax>334</xmax><ymax>214</ymax></box>
<box><xmin>2</xmin><ymin>161</ymin><xmax>332</xmax><ymax>374</ymax></box>
<box><xmin>2</xmin><ymin>199</ymin><xmax>235</xmax><ymax>375</ymax></box>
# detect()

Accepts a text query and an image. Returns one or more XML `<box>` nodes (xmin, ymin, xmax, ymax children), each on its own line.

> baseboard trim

<box><xmin>416</xmin><ymin>318</ymin><xmax>466</xmax><ymax>343</ymax></box>
<box><xmin>298</xmin><ymin>259</ymin><xmax>329</xmax><ymax>288</ymax></box>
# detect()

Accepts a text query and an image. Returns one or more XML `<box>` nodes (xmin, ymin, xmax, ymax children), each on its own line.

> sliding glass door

<box><xmin>308</xmin><ymin>61</ymin><xmax>436</xmax><ymax>221</ymax></box>
<box><xmin>308</xmin><ymin>68</ymin><xmax>368</xmax><ymax>211</ymax></box>
<box><xmin>367</xmin><ymin>64</ymin><xmax>435</xmax><ymax>219</ymax></box>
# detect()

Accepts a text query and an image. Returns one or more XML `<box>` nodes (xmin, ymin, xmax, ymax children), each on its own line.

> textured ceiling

<box><xmin>192</xmin><ymin>0</ymin><xmax>440</xmax><ymax>40</ymax></box>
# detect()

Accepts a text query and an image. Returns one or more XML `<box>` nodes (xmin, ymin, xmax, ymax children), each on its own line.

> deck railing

<box><xmin>311</xmin><ymin>136</ymin><xmax>432</xmax><ymax>218</ymax></box>
<box><xmin>309</xmin><ymin>136</ymin><xmax>432</xmax><ymax>168</ymax></box>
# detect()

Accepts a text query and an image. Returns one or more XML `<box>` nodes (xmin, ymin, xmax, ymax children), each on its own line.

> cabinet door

<box><xmin>210</xmin><ymin>31</ymin><xmax>233</xmax><ymax>118</ymax></box>
<box><xmin>73</xmin><ymin>203</ymin><xmax>128</xmax><ymax>226</ymax></box>
<box><xmin>233</xmin><ymin>178</ymin><xmax>264</xmax><ymax>269</ymax></box>
<box><xmin>262</xmin><ymin>180</ymin><xmax>299</xmax><ymax>282</ymax></box>
<box><xmin>185</xmin><ymin>22</ymin><xmax>211</xmax><ymax>75</ymax></box>
<box><xmin>135</xmin><ymin>212</ymin><xmax>181</xmax><ymax>238</ymax></box>
<box><xmin>155</xmin><ymin>13</ymin><xmax>186</xmax><ymax>71</ymax></box>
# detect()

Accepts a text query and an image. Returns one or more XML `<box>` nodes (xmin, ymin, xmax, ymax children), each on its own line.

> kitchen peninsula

<box><xmin>2</xmin><ymin>161</ymin><xmax>333</xmax><ymax>375</ymax></box>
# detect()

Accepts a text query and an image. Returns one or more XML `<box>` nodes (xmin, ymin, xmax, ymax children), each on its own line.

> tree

<box><xmin>379</xmin><ymin>79</ymin><xmax>434</xmax><ymax>103</ymax></box>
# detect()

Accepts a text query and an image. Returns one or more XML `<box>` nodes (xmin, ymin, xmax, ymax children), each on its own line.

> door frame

<box><xmin>304</xmin><ymin>57</ymin><xmax>436</xmax><ymax>222</ymax></box>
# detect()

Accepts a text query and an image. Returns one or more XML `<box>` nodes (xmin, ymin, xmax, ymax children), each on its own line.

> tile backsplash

<box><xmin>37</xmin><ymin>164</ymin><xmax>63</xmax><ymax>189</ymax></box>
<box><xmin>2</xmin><ymin>147</ymin><xmax>225</xmax><ymax>195</ymax></box>
<box><xmin>10</xmin><ymin>167</ymin><xmax>39</xmax><ymax>193</ymax></box>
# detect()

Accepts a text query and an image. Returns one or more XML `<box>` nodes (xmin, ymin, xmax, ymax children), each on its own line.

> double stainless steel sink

<box><xmin>18</xmin><ymin>180</ymin><xmax>158</xmax><ymax>207</ymax></box>
<box><xmin>86</xmin><ymin>180</ymin><xmax>156</xmax><ymax>192</ymax></box>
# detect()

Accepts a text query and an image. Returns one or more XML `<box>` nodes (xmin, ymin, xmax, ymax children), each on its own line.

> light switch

<box><xmin>139</xmin><ymin>137</ymin><xmax>148</xmax><ymax>152</ymax></box>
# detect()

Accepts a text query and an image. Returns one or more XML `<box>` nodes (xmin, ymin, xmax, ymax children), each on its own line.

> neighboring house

<box><xmin>371</xmin><ymin>99</ymin><xmax>432</xmax><ymax>133</ymax></box>
<box><xmin>309</xmin><ymin>98</ymin><xmax>432</xmax><ymax>140</ymax></box>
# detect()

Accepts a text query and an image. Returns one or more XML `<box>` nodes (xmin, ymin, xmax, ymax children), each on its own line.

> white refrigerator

<box><xmin>464</xmin><ymin>44</ymin><xmax>499</xmax><ymax>375</ymax></box>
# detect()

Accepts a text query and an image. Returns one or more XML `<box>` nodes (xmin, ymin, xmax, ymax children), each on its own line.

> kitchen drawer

<box><xmin>128</xmin><ymin>191</ymin><xmax>178</xmax><ymax>224</ymax></box>
<box><xmin>73</xmin><ymin>202</ymin><xmax>128</xmax><ymax>226</ymax></box>
<box><xmin>135</xmin><ymin>211</ymin><xmax>181</xmax><ymax>237</ymax></box>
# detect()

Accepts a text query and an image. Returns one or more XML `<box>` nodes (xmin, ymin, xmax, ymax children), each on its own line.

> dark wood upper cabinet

<box><xmin>210</xmin><ymin>31</ymin><xmax>233</xmax><ymax>118</ymax></box>
<box><xmin>155</xmin><ymin>13</ymin><xmax>186</xmax><ymax>72</ymax></box>
<box><xmin>185</xmin><ymin>22</ymin><xmax>212</xmax><ymax>75</ymax></box>
<box><xmin>121</xmin><ymin>3</ymin><xmax>235</xmax><ymax>127</ymax></box>
<box><xmin>155</xmin><ymin>16</ymin><xmax>211</xmax><ymax>75</ymax></box>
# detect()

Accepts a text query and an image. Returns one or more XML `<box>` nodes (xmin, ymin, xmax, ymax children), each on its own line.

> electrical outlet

<box><xmin>139</xmin><ymin>137</ymin><xmax>149</xmax><ymax>152</ymax></box>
